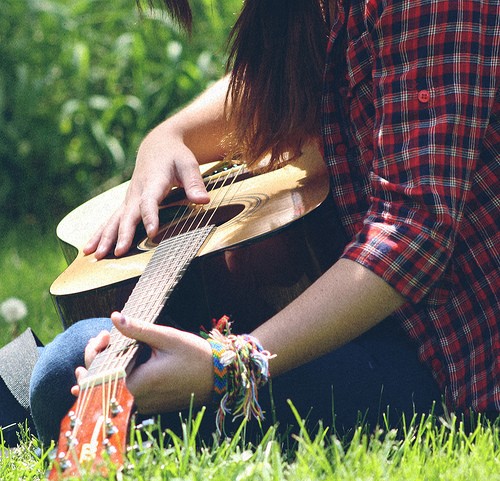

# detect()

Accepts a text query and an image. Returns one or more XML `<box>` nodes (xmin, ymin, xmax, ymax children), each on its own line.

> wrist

<box><xmin>202</xmin><ymin>316</ymin><xmax>275</xmax><ymax>434</ymax></box>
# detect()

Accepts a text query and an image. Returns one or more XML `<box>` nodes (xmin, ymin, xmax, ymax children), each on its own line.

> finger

<box><xmin>96</xmin><ymin>222</ymin><xmax>121</xmax><ymax>259</ymax></box>
<box><xmin>84</xmin><ymin>330</ymin><xmax>111</xmax><ymax>367</ymax></box>
<box><xmin>71</xmin><ymin>366</ymin><xmax>88</xmax><ymax>396</ymax></box>
<box><xmin>83</xmin><ymin>226</ymin><xmax>104</xmax><ymax>256</ymax></box>
<box><xmin>83</xmin><ymin>214</ymin><xmax>121</xmax><ymax>259</ymax></box>
<box><xmin>176</xmin><ymin>159</ymin><xmax>209</xmax><ymax>205</ymax></box>
<box><xmin>114</xmin><ymin>205</ymin><xmax>144</xmax><ymax>257</ymax></box>
<box><xmin>83</xmin><ymin>210</ymin><xmax>122</xmax><ymax>259</ymax></box>
<box><xmin>75</xmin><ymin>366</ymin><xmax>88</xmax><ymax>383</ymax></box>
<box><xmin>138</xmin><ymin>193</ymin><xmax>163</xmax><ymax>240</ymax></box>
<box><xmin>111</xmin><ymin>311</ymin><xmax>177</xmax><ymax>350</ymax></box>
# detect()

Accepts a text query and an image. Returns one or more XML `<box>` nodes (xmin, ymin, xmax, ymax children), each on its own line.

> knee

<box><xmin>30</xmin><ymin>318</ymin><xmax>113</xmax><ymax>396</ymax></box>
<box><xmin>29</xmin><ymin>317</ymin><xmax>112</xmax><ymax>443</ymax></box>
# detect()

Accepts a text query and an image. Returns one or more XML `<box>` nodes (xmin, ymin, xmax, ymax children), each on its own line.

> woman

<box><xmin>29</xmin><ymin>0</ymin><xmax>499</xmax><ymax>444</ymax></box>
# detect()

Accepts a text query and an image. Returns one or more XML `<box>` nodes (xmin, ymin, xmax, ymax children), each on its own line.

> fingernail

<box><xmin>114</xmin><ymin>244</ymin><xmax>126</xmax><ymax>256</ymax></box>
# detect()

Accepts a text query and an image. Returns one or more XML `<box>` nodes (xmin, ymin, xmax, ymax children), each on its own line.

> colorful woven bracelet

<box><xmin>202</xmin><ymin>317</ymin><xmax>275</xmax><ymax>434</ymax></box>
<box><xmin>206</xmin><ymin>338</ymin><xmax>229</xmax><ymax>404</ymax></box>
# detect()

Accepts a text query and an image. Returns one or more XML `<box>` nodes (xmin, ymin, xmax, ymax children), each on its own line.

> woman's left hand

<box><xmin>73</xmin><ymin>311</ymin><xmax>214</xmax><ymax>414</ymax></box>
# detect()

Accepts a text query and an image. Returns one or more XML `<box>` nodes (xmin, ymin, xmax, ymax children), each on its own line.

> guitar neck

<box><xmin>86</xmin><ymin>224</ymin><xmax>216</xmax><ymax>381</ymax></box>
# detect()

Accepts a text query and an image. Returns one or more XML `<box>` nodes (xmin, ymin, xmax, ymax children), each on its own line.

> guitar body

<box><xmin>50</xmin><ymin>144</ymin><xmax>346</xmax><ymax>333</ymax></box>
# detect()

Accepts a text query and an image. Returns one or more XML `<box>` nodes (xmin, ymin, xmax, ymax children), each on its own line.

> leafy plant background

<box><xmin>0</xmin><ymin>0</ymin><xmax>241</xmax><ymax>345</ymax></box>
<box><xmin>1</xmin><ymin>0</ymin><xmax>241</xmax><ymax>230</ymax></box>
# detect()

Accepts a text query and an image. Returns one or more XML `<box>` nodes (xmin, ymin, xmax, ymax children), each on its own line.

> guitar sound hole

<box><xmin>139</xmin><ymin>204</ymin><xmax>245</xmax><ymax>250</ymax></box>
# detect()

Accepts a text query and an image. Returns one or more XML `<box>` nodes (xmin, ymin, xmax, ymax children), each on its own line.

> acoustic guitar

<box><xmin>48</xmin><ymin>143</ymin><xmax>345</xmax><ymax>479</ymax></box>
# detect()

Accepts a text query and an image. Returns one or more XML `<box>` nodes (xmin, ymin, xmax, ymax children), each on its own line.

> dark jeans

<box><xmin>28</xmin><ymin>316</ymin><xmax>443</xmax><ymax>444</ymax></box>
<box><xmin>257</xmin><ymin>320</ymin><xmax>444</xmax><ymax>437</ymax></box>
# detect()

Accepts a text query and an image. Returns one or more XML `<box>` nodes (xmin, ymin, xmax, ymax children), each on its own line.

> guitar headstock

<box><xmin>48</xmin><ymin>377</ymin><xmax>134</xmax><ymax>480</ymax></box>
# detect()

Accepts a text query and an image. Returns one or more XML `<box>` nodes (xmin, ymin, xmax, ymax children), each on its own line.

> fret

<box><xmin>87</xmin><ymin>225</ymin><xmax>216</xmax><ymax>378</ymax></box>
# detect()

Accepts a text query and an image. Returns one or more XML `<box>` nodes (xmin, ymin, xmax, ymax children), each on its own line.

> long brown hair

<box><xmin>140</xmin><ymin>1</ymin><xmax>329</xmax><ymax>167</ymax></box>
<box><xmin>136</xmin><ymin>0</ymin><xmax>193</xmax><ymax>31</ymax></box>
<box><xmin>225</xmin><ymin>1</ymin><xmax>329</xmax><ymax>167</ymax></box>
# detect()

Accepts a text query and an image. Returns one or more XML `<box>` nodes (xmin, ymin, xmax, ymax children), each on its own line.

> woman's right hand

<box><xmin>83</xmin><ymin>77</ymin><xmax>231</xmax><ymax>260</ymax></box>
<box><xmin>83</xmin><ymin>135</ymin><xmax>209</xmax><ymax>259</ymax></box>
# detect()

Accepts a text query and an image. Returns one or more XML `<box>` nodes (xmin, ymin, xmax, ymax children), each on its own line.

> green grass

<box><xmin>1</xmin><ymin>411</ymin><xmax>499</xmax><ymax>480</ymax></box>
<box><xmin>0</xmin><ymin>224</ymin><xmax>66</xmax><ymax>346</ymax></box>
<box><xmin>1</xmin><ymin>227</ymin><xmax>499</xmax><ymax>479</ymax></box>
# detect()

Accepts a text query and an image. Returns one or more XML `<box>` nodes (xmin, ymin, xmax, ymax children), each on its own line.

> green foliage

<box><xmin>0</xmin><ymin>0</ymin><xmax>241</xmax><ymax>229</ymax></box>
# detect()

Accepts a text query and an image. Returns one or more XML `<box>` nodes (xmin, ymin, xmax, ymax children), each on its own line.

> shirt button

<box><xmin>417</xmin><ymin>90</ymin><xmax>430</xmax><ymax>103</ymax></box>
<box><xmin>335</xmin><ymin>144</ymin><xmax>348</xmax><ymax>156</ymax></box>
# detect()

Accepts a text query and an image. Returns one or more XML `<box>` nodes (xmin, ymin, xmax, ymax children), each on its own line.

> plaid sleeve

<box><xmin>342</xmin><ymin>0</ymin><xmax>499</xmax><ymax>304</ymax></box>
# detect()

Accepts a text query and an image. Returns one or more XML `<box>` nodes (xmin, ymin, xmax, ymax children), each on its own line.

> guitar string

<box><xmin>145</xmin><ymin>163</ymin><xmax>243</xmax><ymax>250</ymax></box>
<box><xmin>155</xmin><ymin>164</ymin><xmax>241</xmax><ymax>245</ymax></box>
<box><xmin>101</xmin><ymin>379</ymin><xmax>107</xmax><ymax>441</ymax></box>
<box><xmin>168</xmin><ymin>162</ymin><xmax>246</xmax><ymax>241</ymax></box>
<box><xmin>63</xmin><ymin>172</ymin><xmax>233</xmax><ymax>456</ymax></box>
<box><xmin>169</xmin><ymin>162</ymin><xmax>245</xmax><ymax>241</ymax></box>
<box><xmin>182</xmin><ymin>163</ymin><xmax>246</xmax><ymax>236</ymax></box>
<box><xmin>117</xmin><ymin>167</ymin><xmax>231</xmax><ymax>326</ymax></box>
<box><xmin>111</xmin><ymin>164</ymin><xmax>247</xmax><ymax>371</ymax></box>
<box><xmin>86</xmin><ymin>177</ymin><xmax>223</xmax><ymax>375</ymax></box>
<box><xmin>123</xmin><ymin>163</ymin><xmax>246</xmax><ymax>341</ymax></box>
<box><xmin>71</xmin><ymin>378</ymin><xmax>94</xmax><ymax>441</ymax></box>
<box><xmin>102</xmin><ymin>373</ymin><xmax>120</xmax><ymax>440</ymax></box>
<box><xmin>75</xmin><ymin>376</ymin><xmax>106</xmax><ymax>439</ymax></box>
<box><xmin>91</xmin><ymin>164</ymin><xmax>246</xmax><ymax>377</ymax></box>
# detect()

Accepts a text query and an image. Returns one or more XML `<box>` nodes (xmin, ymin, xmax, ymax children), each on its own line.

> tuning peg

<box><xmin>56</xmin><ymin>451</ymin><xmax>72</xmax><ymax>471</ymax></box>
<box><xmin>65</xmin><ymin>430</ymin><xmax>78</xmax><ymax>448</ymax></box>
<box><xmin>102</xmin><ymin>438</ymin><xmax>117</xmax><ymax>455</ymax></box>
<box><xmin>106</xmin><ymin>419</ymin><xmax>118</xmax><ymax>437</ymax></box>
<box><xmin>60</xmin><ymin>459</ymin><xmax>73</xmax><ymax>471</ymax></box>
<box><xmin>68</xmin><ymin>410</ymin><xmax>78</xmax><ymax>428</ymax></box>
<box><xmin>110</xmin><ymin>397</ymin><xmax>123</xmax><ymax>417</ymax></box>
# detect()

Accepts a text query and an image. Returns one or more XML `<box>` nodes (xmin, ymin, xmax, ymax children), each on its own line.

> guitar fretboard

<box><xmin>85</xmin><ymin>224</ymin><xmax>216</xmax><ymax>382</ymax></box>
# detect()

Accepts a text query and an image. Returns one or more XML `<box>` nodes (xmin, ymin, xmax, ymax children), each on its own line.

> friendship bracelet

<box><xmin>206</xmin><ymin>338</ymin><xmax>229</xmax><ymax>403</ymax></box>
<box><xmin>202</xmin><ymin>316</ymin><xmax>275</xmax><ymax>434</ymax></box>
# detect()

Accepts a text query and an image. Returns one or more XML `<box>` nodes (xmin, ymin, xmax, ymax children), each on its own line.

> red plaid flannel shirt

<box><xmin>322</xmin><ymin>0</ymin><xmax>499</xmax><ymax>412</ymax></box>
